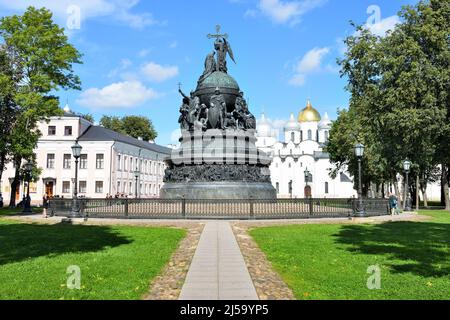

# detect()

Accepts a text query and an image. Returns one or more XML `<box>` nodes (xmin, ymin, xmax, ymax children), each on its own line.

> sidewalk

<box><xmin>179</xmin><ymin>221</ymin><xmax>258</xmax><ymax>300</ymax></box>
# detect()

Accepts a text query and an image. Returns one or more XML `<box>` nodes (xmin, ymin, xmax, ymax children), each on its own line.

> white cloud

<box><xmin>257</xmin><ymin>0</ymin><xmax>326</xmax><ymax>25</ymax></box>
<box><xmin>107</xmin><ymin>58</ymin><xmax>132</xmax><ymax>78</ymax></box>
<box><xmin>289</xmin><ymin>47</ymin><xmax>330</xmax><ymax>86</ymax></box>
<box><xmin>169</xmin><ymin>41</ymin><xmax>178</xmax><ymax>49</ymax></box>
<box><xmin>288</xmin><ymin>74</ymin><xmax>306</xmax><ymax>86</ymax></box>
<box><xmin>138</xmin><ymin>49</ymin><xmax>151</xmax><ymax>58</ymax></box>
<box><xmin>365</xmin><ymin>15</ymin><xmax>399</xmax><ymax>37</ymax></box>
<box><xmin>76</xmin><ymin>81</ymin><xmax>160</xmax><ymax>109</ymax></box>
<box><xmin>0</xmin><ymin>0</ymin><xmax>159</xmax><ymax>29</ymax></box>
<box><xmin>296</xmin><ymin>47</ymin><xmax>330</xmax><ymax>73</ymax></box>
<box><xmin>141</xmin><ymin>62</ymin><xmax>179</xmax><ymax>82</ymax></box>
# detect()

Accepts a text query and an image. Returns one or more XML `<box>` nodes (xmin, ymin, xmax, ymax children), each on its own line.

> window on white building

<box><xmin>95</xmin><ymin>181</ymin><xmax>103</xmax><ymax>193</ymax></box>
<box><xmin>79</xmin><ymin>154</ymin><xmax>87</xmax><ymax>169</ymax></box>
<box><xmin>276</xmin><ymin>182</ymin><xmax>279</xmax><ymax>193</ymax></box>
<box><xmin>63</xmin><ymin>154</ymin><xmax>71</xmax><ymax>169</ymax></box>
<box><xmin>47</xmin><ymin>154</ymin><xmax>55</xmax><ymax>169</ymax></box>
<box><xmin>62</xmin><ymin>181</ymin><xmax>70</xmax><ymax>194</ymax></box>
<box><xmin>308</xmin><ymin>130</ymin><xmax>312</xmax><ymax>140</ymax></box>
<box><xmin>117</xmin><ymin>181</ymin><xmax>121</xmax><ymax>193</ymax></box>
<box><xmin>129</xmin><ymin>182</ymin><xmax>133</xmax><ymax>195</ymax></box>
<box><xmin>96</xmin><ymin>154</ymin><xmax>104</xmax><ymax>169</ymax></box>
<box><xmin>48</xmin><ymin>126</ymin><xmax>56</xmax><ymax>136</ymax></box>
<box><xmin>129</xmin><ymin>157</ymin><xmax>133</xmax><ymax>172</ymax></box>
<box><xmin>325</xmin><ymin>131</ymin><xmax>329</xmax><ymax>142</ymax></box>
<box><xmin>64</xmin><ymin>126</ymin><xmax>72</xmax><ymax>136</ymax></box>
<box><xmin>117</xmin><ymin>154</ymin><xmax>122</xmax><ymax>171</ymax></box>
<box><xmin>325</xmin><ymin>182</ymin><xmax>329</xmax><ymax>194</ymax></box>
<box><xmin>79</xmin><ymin>181</ymin><xmax>87</xmax><ymax>194</ymax></box>
<box><xmin>291</xmin><ymin>132</ymin><xmax>295</xmax><ymax>142</ymax></box>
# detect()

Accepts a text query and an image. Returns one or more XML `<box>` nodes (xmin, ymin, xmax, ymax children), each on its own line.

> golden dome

<box><xmin>298</xmin><ymin>99</ymin><xmax>321</xmax><ymax>122</ymax></box>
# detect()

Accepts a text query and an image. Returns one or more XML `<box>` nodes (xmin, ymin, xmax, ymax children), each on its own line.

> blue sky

<box><xmin>0</xmin><ymin>0</ymin><xmax>416</xmax><ymax>145</ymax></box>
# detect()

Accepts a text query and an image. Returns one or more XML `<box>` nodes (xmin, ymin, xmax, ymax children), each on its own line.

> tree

<box><xmin>0</xmin><ymin>48</ymin><xmax>17</xmax><ymax>186</ymax></box>
<box><xmin>329</xmin><ymin>1</ymin><xmax>449</xmax><ymax>207</ymax></box>
<box><xmin>80</xmin><ymin>113</ymin><xmax>94</xmax><ymax>123</ymax></box>
<box><xmin>0</xmin><ymin>7</ymin><xmax>82</xmax><ymax>206</ymax></box>
<box><xmin>100</xmin><ymin>115</ymin><xmax>157</xmax><ymax>141</ymax></box>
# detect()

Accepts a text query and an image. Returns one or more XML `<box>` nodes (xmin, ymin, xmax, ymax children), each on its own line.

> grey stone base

<box><xmin>160</xmin><ymin>181</ymin><xmax>276</xmax><ymax>200</ymax></box>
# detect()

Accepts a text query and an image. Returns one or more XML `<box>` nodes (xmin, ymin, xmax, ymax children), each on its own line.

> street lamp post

<box><xmin>21</xmin><ymin>161</ymin><xmax>33</xmax><ymax>214</ymax></box>
<box><xmin>354</xmin><ymin>143</ymin><xmax>366</xmax><ymax>216</ymax></box>
<box><xmin>403</xmin><ymin>159</ymin><xmax>412</xmax><ymax>211</ymax></box>
<box><xmin>304</xmin><ymin>167</ymin><xmax>310</xmax><ymax>198</ymax></box>
<box><xmin>134</xmin><ymin>169</ymin><xmax>140</xmax><ymax>199</ymax></box>
<box><xmin>70</xmin><ymin>141</ymin><xmax>82</xmax><ymax>218</ymax></box>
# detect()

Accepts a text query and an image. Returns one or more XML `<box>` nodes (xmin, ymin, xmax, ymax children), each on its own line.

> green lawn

<box><xmin>249</xmin><ymin>211</ymin><xmax>450</xmax><ymax>300</ymax></box>
<box><xmin>0</xmin><ymin>218</ymin><xmax>185</xmax><ymax>299</ymax></box>
<box><xmin>0</xmin><ymin>206</ymin><xmax>43</xmax><ymax>216</ymax></box>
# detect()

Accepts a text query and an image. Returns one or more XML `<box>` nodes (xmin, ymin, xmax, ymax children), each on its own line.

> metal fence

<box><xmin>48</xmin><ymin>197</ymin><xmax>390</xmax><ymax>220</ymax></box>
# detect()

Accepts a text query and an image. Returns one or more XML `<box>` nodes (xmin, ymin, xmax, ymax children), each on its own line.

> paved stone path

<box><xmin>179</xmin><ymin>221</ymin><xmax>258</xmax><ymax>300</ymax></box>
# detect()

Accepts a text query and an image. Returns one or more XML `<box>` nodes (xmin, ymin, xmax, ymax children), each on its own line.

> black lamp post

<box><xmin>70</xmin><ymin>141</ymin><xmax>82</xmax><ymax>218</ymax></box>
<box><xmin>354</xmin><ymin>143</ymin><xmax>366</xmax><ymax>216</ymax></box>
<box><xmin>21</xmin><ymin>161</ymin><xmax>33</xmax><ymax>214</ymax></box>
<box><xmin>304</xmin><ymin>167</ymin><xmax>310</xmax><ymax>198</ymax></box>
<box><xmin>403</xmin><ymin>159</ymin><xmax>412</xmax><ymax>211</ymax></box>
<box><xmin>134</xmin><ymin>169</ymin><xmax>140</xmax><ymax>199</ymax></box>
<box><xmin>304</xmin><ymin>168</ymin><xmax>310</xmax><ymax>187</ymax></box>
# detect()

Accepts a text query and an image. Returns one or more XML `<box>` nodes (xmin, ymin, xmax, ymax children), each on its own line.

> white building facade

<box><xmin>0</xmin><ymin>109</ymin><xmax>170</xmax><ymax>205</ymax></box>
<box><xmin>256</xmin><ymin>100</ymin><xmax>356</xmax><ymax>199</ymax></box>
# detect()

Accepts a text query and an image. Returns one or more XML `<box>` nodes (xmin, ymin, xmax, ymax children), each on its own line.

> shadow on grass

<box><xmin>333</xmin><ymin>221</ymin><xmax>450</xmax><ymax>278</ymax></box>
<box><xmin>0</xmin><ymin>222</ymin><xmax>132</xmax><ymax>265</ymax></box>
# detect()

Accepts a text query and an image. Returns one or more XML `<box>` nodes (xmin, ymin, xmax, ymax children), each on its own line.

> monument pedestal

<box><xmin>160</xmin><ymin>181</ymin><xmax>276</xmax><ymax>200</ymax></box>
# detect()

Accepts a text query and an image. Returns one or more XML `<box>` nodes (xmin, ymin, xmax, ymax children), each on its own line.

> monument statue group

<box><xmin>161</xmin><ymin>26</ymin><xmax>276</xmax><ymax>200</ymax></box>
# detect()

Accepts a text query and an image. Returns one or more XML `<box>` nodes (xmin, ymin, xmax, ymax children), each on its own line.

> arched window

<box><xmin>316</xmin><ymin>130</ymin><xmax>319</xmax><ymax>142</ymax></box>
<box><xmin>307</xmin><ymin>130</ymin><xmax>312</xmax><ymax>140</ymax></box>
<box><xmin>276</xmin><ymin>182</ymin><xmax>279</xmax><ymax>193</ymax></box>
<box><xmin>300</xmin><ymin>131</ymin><xmax>303</xmax><ymax>141</ymax></box>
<box><xmin>325</xmin><ymin>182</ymin><xmax>329</xmax><ymax>194</ymax></box>
<box><xmin>325</xmin><ymin>131</ymin><xmax>329</xmax><ymax>142</ymax></box>
<box><xmin>291</xmin><ymin>132</ymin><xmax>295</xmax><ymax>142</ymax></box>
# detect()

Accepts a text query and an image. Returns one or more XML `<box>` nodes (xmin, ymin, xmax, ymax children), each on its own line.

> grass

<box><xmin>0</xmin><ymin>206</ymin><xmax>43</xmax><ymax>216</ymax></box>
<box><xmin>249</xmin><ymin>211</ymin><xmax>450</xmax><ymax>300</ymax></box>
<box><xmin>0</xmin><ymin>218</ymin><xmax>185</xmax><ymax>299</ymax></box>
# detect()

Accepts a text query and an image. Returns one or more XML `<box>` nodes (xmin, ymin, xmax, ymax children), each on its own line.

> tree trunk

<box><xmin>441</xmin><ymin>164</ymin><xmax>450</xmax><ymax>211</ymax></box>
<box><xmin>8</xmin><ymin>157</ymin><xmax>21</xmax><ymax>208</ymax></box>
<box><xmin>0</xmin><ymin>151</ymin><xmax>6</xmax><ymax>187</ymax></box>
<box><xmin>393</xmin><ymin>178</ymin><xmax>401</xmax><ymax>208</ymax></box>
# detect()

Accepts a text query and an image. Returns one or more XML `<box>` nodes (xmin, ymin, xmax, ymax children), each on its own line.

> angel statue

<box><xmin>214</xmin><ymin>37</ymin><xmax>235</xmax><ymax>73</ymax></box>
<box><xmin>198</xmin><ymin>51</ymin><xmax>216</xmax><ymax>83</ymax></box>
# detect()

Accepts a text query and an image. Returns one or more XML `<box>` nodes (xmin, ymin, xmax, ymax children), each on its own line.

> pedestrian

<box><xmin>388</xmin><ymin>193</ymin><xmax>398</xmax><ymax>215</ymax></box>
<box><xmin>42</xmin><ymin>194</ymin><xmax>49</xmax><ymax>218</ymax></box>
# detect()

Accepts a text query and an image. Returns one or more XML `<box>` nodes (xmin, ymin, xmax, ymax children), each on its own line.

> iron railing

<box><xmin>48</xmin><ymin>197</ymin><xmax>390</xmax><ymax>220</ymax></box>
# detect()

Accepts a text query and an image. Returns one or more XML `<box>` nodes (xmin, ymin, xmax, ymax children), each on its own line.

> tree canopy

<box><xmin>327</xmin><ymin>0</ymin><xmax>450</xmax><ymax>207</ymax></box>
<box><xmin>99</xmin><ymin>115</ymin><xmax>158</xmax><ymax>141</ymax></box>
<box><xmin>0</xmin><ymin>6</ymin><xmax>82</xmax><ymax>206</ymax></box>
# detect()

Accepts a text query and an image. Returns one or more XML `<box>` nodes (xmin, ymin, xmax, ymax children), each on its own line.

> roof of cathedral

<box><xmin>298</xmin><ymin>99</ymin><xmax>321</xmax><ymax>122</ymax></box>
<box><xmin>318</xmin><ymin>112</ymin><xmax>331</xmax><ymax>128</ymax></box>
<box><xmin>256</xmin><ymin>113</ymin><xmax>274</xmax><ymax>138</ymax></box>
<box><xmin>284</xmin><ymin>113</ymin><xmax>301</xmax><ymax>131</ymax></box>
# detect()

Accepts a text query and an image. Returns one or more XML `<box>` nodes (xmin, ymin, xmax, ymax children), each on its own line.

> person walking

<box><xmin>388</xmin><ymin>193</ymin><xmax>399</xmax><ymax>215</ymax></box>
<box><xmin>42</xmin><ymin>194</ymin><xmax>49</xmax><ymax>218</ymax></box>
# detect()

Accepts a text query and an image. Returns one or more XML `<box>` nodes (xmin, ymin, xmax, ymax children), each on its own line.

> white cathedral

<box><xmin>255</xmin><ymin>100</ymin><xmax>356</xmax><ymax>199</ymax></box>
